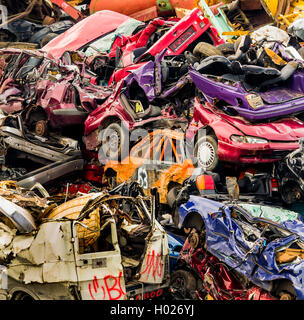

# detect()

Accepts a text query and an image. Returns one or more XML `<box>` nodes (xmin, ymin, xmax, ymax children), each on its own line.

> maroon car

<box><xmin>0</xmin><ymin>49</ymin><xmax>112</xmax><ymax>135</ymax></box>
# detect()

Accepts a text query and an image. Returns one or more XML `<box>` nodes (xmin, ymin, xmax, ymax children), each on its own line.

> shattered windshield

<box><xmin>83</xmin><ymin>18</ymin><xmax>144</xmax><ymax>57</ymax></box>
<box><xmin>238</xmin><ymin>203</ymin><xmax>300</xmax><ymax>224</ymax></box>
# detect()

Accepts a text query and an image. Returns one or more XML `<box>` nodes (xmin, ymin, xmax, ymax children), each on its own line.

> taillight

<box><xmin>271</xmin><ymin>178</ymin><xmax>278</xmax><ymax>192</ymax></box>
<box><xmin>196</xmin><ymin>175</ymin><xmax>215</xmax><ymax>190</ymax></box>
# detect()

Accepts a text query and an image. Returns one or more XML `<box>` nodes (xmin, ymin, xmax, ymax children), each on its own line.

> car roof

<box><xmin>43</xmin><ymin>10</ymin><xmax>132</xmax><ymax>59</ymax></box>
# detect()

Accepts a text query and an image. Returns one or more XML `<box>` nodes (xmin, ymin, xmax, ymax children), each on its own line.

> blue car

<box><xmin>177</xmin><ymin>195</ymin><xmax>304</xmax><ymax>299</ymax></box>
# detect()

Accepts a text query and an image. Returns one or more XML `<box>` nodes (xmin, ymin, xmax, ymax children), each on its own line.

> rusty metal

<box><xmin>35</xmin><ymin>120</ymin><xmax>48</xmax><ymax>137</ymax></box>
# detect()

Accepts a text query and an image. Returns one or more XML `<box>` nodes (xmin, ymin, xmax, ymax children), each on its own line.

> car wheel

<box><xmin>170</xmin><ymin>270</ymin><xmax>197</xmax><ymax>300</ymax></box>
<box><xmin>99</xmin><ymin>122</ymin><xmax>128</xmax><ymax>161</ymax></box>
<box><xmin>183</xmin><ymin>214</ymin><xmax>204</xmax><ymax>235</ymax></box>
<box><xmin>194</xmin><ymin>135</ymin><xmax>218</xmax><ymax>171</ymax></box>
<box><xmin>35</xmin><ymin>119</ymin><xmax>48</xmax><ymax>136</ymax></box>
<box><xmin>193</xmin><ymin>42</ymin><xmax>224</xmax><ymax>59</ymax></box>
<box><xmin>166</xmin><ymin>185</ymin><xmax>181</xmax><ymax>208</ymax></box>
<box><xmin>274</xmin><ymin>280</ymin><xmax>297</xmax><ymax>300</ymax></box>
<box><xmin>13</xmin><ymin>292</ymin><xmax>35</xmax><ymax>300</ymax></box>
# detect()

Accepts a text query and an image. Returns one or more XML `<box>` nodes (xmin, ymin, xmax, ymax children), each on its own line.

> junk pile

<box><xmin>2</xmin><ymin>0</ymin><xmax>304</xmax><ymax>300</ymax></box>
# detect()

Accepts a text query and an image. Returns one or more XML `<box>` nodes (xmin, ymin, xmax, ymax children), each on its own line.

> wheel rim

<box><xmin>104</xmin><ymin>129</ymin><xmax>121</xmax><ymax>157</ymax></box>
<box><xmin>172</xmin><ymin>276</ymin><xmax>187</xmax><ymax>298</ymax></box>
<box><xmin>109</xmin><ymin>131</ymin><xmax>120</xmax><ymax>151</ymax></box>
<box><xmin>197</xmin><ymin>141</ymin><xmax>216</xmax><ymax>169</ymax></box>
<box><xmin>280</xmin><ymin>293</ymin><xmax>292</xmax><ymax>300</ymax></box>
<box><xmin>35</xmin><ymin>120</ymin><xmax>47</xmax><ymax>136</ymax></box>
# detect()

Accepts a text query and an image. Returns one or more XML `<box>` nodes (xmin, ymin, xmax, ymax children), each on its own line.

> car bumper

<box><xmin>218</xmin><ymin>140</ymin><xmax>299</xmax><ymax>163</ymax></box>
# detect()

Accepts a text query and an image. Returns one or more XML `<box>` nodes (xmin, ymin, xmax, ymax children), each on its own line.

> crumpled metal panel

<box><xmin>7</xmin><ymin>221</ymin><xmax>78</xmax><ymax>284</ymax></box>
<box><xmin>0</xmin><ymin>222</ymin><xmax>16</xmax><ymax>260</ymax></box>
<box><xmin>179</xmin><ymin>195</ymin><xmax>304</xmax><ymax>299</ymax></box>
<box><xmin>43</xmin><ymin>11</ymin><xmax>131</xmax><ymax>59</ymax></box>
<box><xmin>138</xmin><ymin>223</ymin><xmax>169</xmax><ymax>284</ymax></box>
<box><xmin>11</xmin><ymin>235</ymin><xmax>34</xmax><ymax>256</ymax></box>
<box><xmin>125</xmin><ymin>61</ymin><xmax>156</xmax><ymax>102</ymax></box>
<box><xmin>0</xmin><ymin>196</ymin><xmax>36</xmax><ymax>233</ymax></box>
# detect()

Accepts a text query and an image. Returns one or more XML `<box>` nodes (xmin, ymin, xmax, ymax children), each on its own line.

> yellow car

<box><xmin>104</xmin><ymin>129</ymin><xmax>195</xmax><ymax>204</ymax></box>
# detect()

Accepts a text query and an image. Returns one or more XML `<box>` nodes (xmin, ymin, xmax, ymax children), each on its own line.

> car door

<box><xmin>137</xmin><ymin>222</ymin><xmax>169</xmax><ymax>284</ymax></box>
<box><xmin>72</xmin><ymin>218</ymin><xmax>127</xmax><ymax>300</ymax></box>
<box><xmin>137</xmin><ymin>194</ymin><xmax>169</xmax><ymax>284</ymax></box>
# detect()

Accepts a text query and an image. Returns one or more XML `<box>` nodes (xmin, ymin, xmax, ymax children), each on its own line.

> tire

<box><xmin>25</xmin><ymin>108</ymin><xmax>48</xmax><ymax>136</ymax></box>
<box><xmin>99</xmin><ymin>122</ymin><xmax>128</xmax><ymax>162</ymax></box>
<box><xmin>13</xmin><ymin>292</ymin><xmax>35</xmax><ymax>300</ymax></box>
<box><xmin>170</xmin><ymin>270</ymin><xmax>197</xmax><ymax>300</ymax></box>
<box><xmin>193</xmin><ymin>42</ymin><xmax>224</xmax><ymax>59</ymax></box>
<box><xmin>216</xmin><ymin>42</ymin><xmax>235</xmax><ymax>56</ymax></box>
<box><xmin>166</xmin><ymin>185</ymin><xmax>181</xmax><ymax>208</ymax></box>
<box><xmin>183</xmin><ymin>214</ymin><xmax>204</xmax><ymax>233</ymax></box>
<box><xmin>274</xmin><ymin>280</ymin><xmax>297</xmax><ymax>300</ymax></box>
<box><xmin>40</xmin><ymin>32</ymin><xmax>58</xmax><ymax>47</ymax></box>
<box><xmin>194</xmin><ymin>135</ymin><xmax>219</xmax><ymax>171</ymax></box>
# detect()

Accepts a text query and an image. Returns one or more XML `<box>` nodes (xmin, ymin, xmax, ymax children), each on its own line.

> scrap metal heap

<box><xmin>0</xmin><ymin>181</ymin><xmax>170</xmax><ymax>300</ymax></box>
<box><xmin>1</xmin><ymin>0</ymin><xmax>304</xmax><ymax>300</ymax></box>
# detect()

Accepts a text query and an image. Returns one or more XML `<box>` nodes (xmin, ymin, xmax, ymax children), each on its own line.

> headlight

<box><xmin>231</xmin><ymin>135</ymin><xmax>268</xmax><ymax>144</ymax></box>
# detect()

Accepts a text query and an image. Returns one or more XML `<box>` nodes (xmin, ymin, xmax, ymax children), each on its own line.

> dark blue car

<box><xmin>178</xmin><ymin>195</ymin><xmax>304</xmax><ymax>299</ymax></box>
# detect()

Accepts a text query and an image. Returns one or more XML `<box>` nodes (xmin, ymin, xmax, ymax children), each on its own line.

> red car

<box><xmin>43</xmin><ymin>10</ymin><xmax>135</xmax><ymax>59</ymax></box>
<box><xmin>43</xmin><ymin>8</ymin><xmax>223</xmax><ymax>84</ymax></box>
<box><xmin>84</xmin><ymin>79</ymin><xmax>188</xmax><ymax>155</ymax></box>
<box><xmin>186</xmin><ymin>98</ymin><xmax>304</xmax><ymax>170</ymax></box>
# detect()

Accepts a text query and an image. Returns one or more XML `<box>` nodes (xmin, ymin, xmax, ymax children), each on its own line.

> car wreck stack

<box><xmin>1</xmin><ymin>0</ymin><xmax>304</xmax><ymax>300</ymax></box>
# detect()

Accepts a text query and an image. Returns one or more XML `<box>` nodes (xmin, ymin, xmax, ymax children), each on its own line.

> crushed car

<box><xmin>0</xmin><ymin>112</ymin><xmax>84</xmax><ymax>189</ymax></box>
<box><xmin>0</xmin><ymin>183</ymin><xmax>170</xmax><ymax>300</ymax></box>
<box><xmin>103</xmin><ymin>129</ymin><xmax>194</xmax><ymax>206</ymax></box>
<box><xmin>0</xmin><ymin>48</ymin><xmax>113</xmax><ymax>137</ymax></box>
<box><xmin>186</xmin><ymin>97</ymin><xmax>304</xmax><ymax>170</ymax></box>
<box><xmin>186</xmin><ymin>25</ymin><xmax>304</xmax><ymax>122</ymax></box>
<box><xmin>170</xmin><ymin>195</ymin><xmax>304</xmax><ymax>300</ymax></box>
<box><xmin>43</xmin><ymin>8</ymin><xmax>223</xmax><ymax>85</ymax></box>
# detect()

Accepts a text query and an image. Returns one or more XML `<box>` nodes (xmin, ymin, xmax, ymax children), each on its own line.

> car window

<box><xmin>83</xmin><ymin>18</ymin><xmax>144</xmax><ymax>57</ymax></box>
<box><xmin>239</xmin><ymin>203</ymin><xmax>299</xmax><ymax>224</ymax></box>
<box><xmin>130</xmin><ymin>134</ymin><xmax>154</xmax><ymax>159</ymax></box>
<box><xmin>130</xmin><ymin>132</ymin><xmax>184</xmax><ymax>164</ymax></box>
<box><xmin>151</xmin><ymin>134</ymin><xmax>183</xmax><ymax>163</ymax></box>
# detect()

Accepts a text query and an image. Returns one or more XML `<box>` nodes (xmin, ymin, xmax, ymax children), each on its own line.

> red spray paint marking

<box><xmin>88</xmin><ymin>272</ymin><xmax>125</xmax><ymax>300</ymax></box>
<box><xmin>141</xmin><ymin>250</ymin><xmax>162</xmax><ymax>278</ymax></box>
